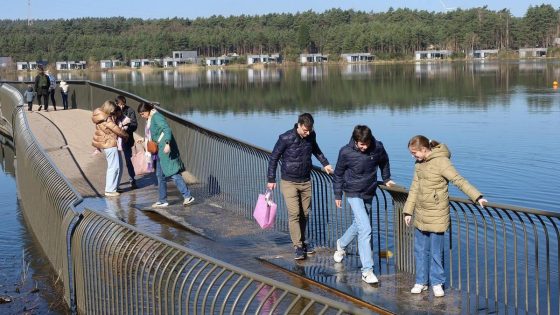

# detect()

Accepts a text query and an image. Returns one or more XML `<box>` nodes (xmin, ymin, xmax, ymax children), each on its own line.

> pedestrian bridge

<box><xmin>0</xmin><ymin>81</ymin><xmax>558</xmax><ymax>314</ymax></box>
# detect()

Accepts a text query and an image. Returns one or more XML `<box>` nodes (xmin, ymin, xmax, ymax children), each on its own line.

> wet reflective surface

<box><xmin>0</xmin><ymin>143</ymin><xmax>68</xmax><ymax>314</ymax></box>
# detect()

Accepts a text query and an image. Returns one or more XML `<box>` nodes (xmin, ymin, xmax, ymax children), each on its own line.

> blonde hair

<box><xmin>408</xmin><ymin>135</ymin><xmax>440</xmax><ymax>150</ymax></box>
<box><xmin>99</xmin><ymin>100</ymin><xmax>117</xmax><ymax>115</ymax></box>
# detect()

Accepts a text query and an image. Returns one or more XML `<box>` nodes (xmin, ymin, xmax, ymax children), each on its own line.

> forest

<box><xmin>0</xmin><ymin>4</ymin><xmax>559</xmax><ymax>63</ymax></box>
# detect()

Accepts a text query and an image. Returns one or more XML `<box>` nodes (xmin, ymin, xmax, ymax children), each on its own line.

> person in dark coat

<box><xmin>267</xmin><ymin>113</ymin><xmax>333</xmax><ymax>260</ymax></box>
<box><xmin>332</xmin><ymin>125</ymin><xmax>395</xmax><ymax>284</ymax></box>
<box><xmin>116</xmin><ymin>95</ymin><xmax>138</xmax><ymax>189</ymax></box>
<box><xmin>33</xmin><ymin>66</ymin><xmax>50</xmax><ymax>111</ymax></box>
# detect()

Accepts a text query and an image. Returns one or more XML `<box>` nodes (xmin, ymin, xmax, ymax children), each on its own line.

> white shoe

<box><xmin>152</xmin><ymin>201</ymin><xmax>169</xmax><ymax>208</ymax></box>
<box><xmin>361</xmin><ymin>270</ymin><xmax>379</xmax><ymax>284</ymax></box>
<box><xmin>105</xmin><ymin>191</ymin><xmax>120</xmax><ymax>197</ymax></box>
<box><xmin>333</xmin><ymin>239</ymin><xmax>346</xmax><ymax>263</ymax></box>
<box><xmin>433</xmin><ymin>284</ymin><xmax>445</xmax><ymax>297</ymax></box>
<box><xmin>183</xmin><ymin>196</ymin><xmax>195</xmax><ymax>206</ymax></box>
<box><xmin>410</xmin><ymin>284</ymin><xmax>428</xmax><ymax>294</ymax></box>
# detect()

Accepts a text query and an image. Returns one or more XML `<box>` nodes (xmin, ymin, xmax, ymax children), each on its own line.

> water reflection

<box><xmin>300</xmin><ymin>65</ymin><xmax>328</xmax><ymax>81</ymax></box>
<box><xmin>0</xmin><ymin>143</ymin><xmax>68</xmax><ymax>314</ymax></box>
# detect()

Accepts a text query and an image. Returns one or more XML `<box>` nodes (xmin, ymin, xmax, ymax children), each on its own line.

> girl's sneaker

<box><xmin>410</xmin><ymin>284</ymin><xmax>428</xmax><ymax>294</ymax></box>
<box><xmin>333</xmin><ymin>239</ymin><xmax>345</xmax><ymax>263</ymax></box>
<box><xmin>433</xmin><ymin>284</ymin><xmax>445</xmax><ymax>297</ymax></box>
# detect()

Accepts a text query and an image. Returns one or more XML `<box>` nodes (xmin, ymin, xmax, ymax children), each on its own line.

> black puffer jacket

<box><xmin>121</xmin><ymin>105</ymin><xmax>138</xmax><ymax>147</ymax></box>
<box><xmin>333</xmin><ymin>137</ymin><xmax>391</xmax><ymax>200</ymax></box>
<box><xmin>267</xmin><ymin>124</ymin><xmax>330</xmax><ymax>183</ymax></box>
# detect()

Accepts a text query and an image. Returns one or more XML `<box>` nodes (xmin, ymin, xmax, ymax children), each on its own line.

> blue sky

<box><xmin>2</xmin><ymin>0</ymin><xmax>556</xmax><ymax>20</ymax></box>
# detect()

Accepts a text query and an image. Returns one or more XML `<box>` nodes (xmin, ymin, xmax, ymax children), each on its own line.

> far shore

<box><xmin>2</xmin><ymin>57</ymin><xmax>558</xmax><ymax>75</ymax></box>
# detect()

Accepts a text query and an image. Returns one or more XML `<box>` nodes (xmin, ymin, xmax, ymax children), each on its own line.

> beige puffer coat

<box><xmin>91</xmin><ymin>108</ymin><xmax>128</xmax><ymax>149</ymax></box>
<box><xmin>403</xmin><ymin>144</ymin><xmax>482</xmax><ymax>233</ymax></box>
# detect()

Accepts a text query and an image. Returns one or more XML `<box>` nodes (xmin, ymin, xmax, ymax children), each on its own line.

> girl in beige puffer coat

<box><xmin>92</xmin><ymin>100</ymin><xmax>128</xmax><ymax>196</ymax></box>
<box><xmin>403</xmin><ymin>135</ymin><xmax>488</xmax><ymax>298</ymax></box>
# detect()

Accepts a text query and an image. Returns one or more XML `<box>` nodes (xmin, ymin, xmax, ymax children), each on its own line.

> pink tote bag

<box><xmin>253</xmin><ymin>190</ymin><xmax>277</xmax><ymax>229</ymax></box>
<box><xmin>131</xmin><ymin>144</ymin><xmax>154</xmax><ymax>176</ymax></box>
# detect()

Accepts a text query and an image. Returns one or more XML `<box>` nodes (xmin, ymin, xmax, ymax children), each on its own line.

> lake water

<box><xmin>9</xmin><ymin>61</ymin><xmax>560</xmax><ymax>211</ymax></box>
<box><xmin>0</xmin><ymin>142</ymin><xmax>67</xmax><ymax>314</ymax></box>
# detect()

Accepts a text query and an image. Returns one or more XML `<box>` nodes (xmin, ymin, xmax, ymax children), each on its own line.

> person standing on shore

<box><xmin>33</xmin><ymin>66</ymin><xmax>50</xmax><ymax>111</ymax></box>
<box><xmin>403</xmin><ymin>135</ymin><xmax>488</xmax><ymax>297</ymax></box>
<box><xmin>332</xmin><ymin>125</ymin><xmax>395</xmax><ymax>284</ymax></box>
<box><xmin>267</xmin><ymin>113</ymin><xmax>334</xmax><ymax>260</ymax></box>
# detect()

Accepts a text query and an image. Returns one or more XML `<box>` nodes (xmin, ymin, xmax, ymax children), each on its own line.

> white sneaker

<box><xmin>183</xmin><ymin>196</ymin><xmax>195</xmax><ymax>206</ymax></box>
<box><xmin>410</xmin><ymin>284</ymin><xmax>428</xmax><ymax>294</ymax></box>
<box><xmin>152</xmin><ymin>201</ymin><xmax>169</xmax><ymax>208</ymax></box>
<box><xmin>361</xmin><ymin>270</ymin><xmax>379</xmax><ymax>284</ymax></box>
<box><xmin>333</xmin><ymin>239</ymin><xmax>346</xmax><ymax>263</ymax></box>
<box><xmin>433</xmin><ymin>284</ymin><xmax>445</xmax><ymax>297</ymax></box>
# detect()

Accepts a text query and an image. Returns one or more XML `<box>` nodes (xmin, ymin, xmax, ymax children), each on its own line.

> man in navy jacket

<box><xmin>332</xmin><ymin>125</ymin><xmax>395</xmax><ymax>284</ymax></box>
<box><xmin>267</xmin><ymin>113</ymin><xmax>333</xmax><ymax>260</ymax></box>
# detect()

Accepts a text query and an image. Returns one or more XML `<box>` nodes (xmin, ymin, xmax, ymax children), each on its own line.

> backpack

<box><xmin>38</xmin><ymin>74</ymin><xmax>48</xmax><ymax>88</ymax></box>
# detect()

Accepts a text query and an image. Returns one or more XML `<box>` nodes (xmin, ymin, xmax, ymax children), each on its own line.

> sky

<box><xmin>1</xmin><ymin>0</ymin><xmax>557</xmax><ymax>20</ymax></box>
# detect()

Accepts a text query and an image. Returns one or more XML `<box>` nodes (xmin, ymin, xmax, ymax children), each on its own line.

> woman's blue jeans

<box><xmin>155</xmin><ymin>159</ymin><xmax>191</xmax><ymax>203</ymax></box>
<box><xmin>414</xmin><ymin>228</ymin><xmax>445</xmax><ymax>286</ymax></box>
<box><xmin>103</xmin><ymin>147</ymin><xmax>120</xmax><ymax>193</ymax></box>
<box><xmin>338</xmin><ymin>197</ymin><xmax>373</xmax><ymax>274</ymax></box>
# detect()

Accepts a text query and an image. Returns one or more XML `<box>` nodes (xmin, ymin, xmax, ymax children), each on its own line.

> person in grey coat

<box><xmin>23</xmin><ymin>85</ymin><xmax>36</xmax><ymax>111</ymax></box>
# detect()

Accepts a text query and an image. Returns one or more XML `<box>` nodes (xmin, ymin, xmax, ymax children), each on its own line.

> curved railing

<box><xmin>0</xmin><ymin>82</ymin><xmax>379</xmax><ymax>314</ymax></box>
<box><xmin>2</xmin><ymin>80</ymin><xmax>558</xmax><ymax>314</ymax></box>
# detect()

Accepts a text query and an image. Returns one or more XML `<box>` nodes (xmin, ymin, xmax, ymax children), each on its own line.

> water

<box><xmin>8</xmin><ymin>61</ymin><xmax>560</xmax><ymax>211</ymax></box>
<box><xmin>0</xmin><ymin>142</ymin><xmax>68</xmax><ymax>314</ymax></box>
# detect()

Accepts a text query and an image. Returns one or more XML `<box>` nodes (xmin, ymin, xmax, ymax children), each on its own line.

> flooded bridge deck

<box><xmin>25</xmin><ymin>105</ymin><xmax>504</xmax><ymax>314</ymax></box>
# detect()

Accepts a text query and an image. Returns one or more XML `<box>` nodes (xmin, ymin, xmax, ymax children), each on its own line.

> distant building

<box><xmin>300</xmin><ymin>53</ymin><xmax>328</xmax><ymax>64</ymax></box>
<box><xmin>341</xmin><ymin>53</ymin><xmax>374</xmax><ymax>63</ymax></box>
<box><xmin>130</xmin><ymin>59</ymin><xmax>151</xmax><ymax>68</ymax></box>
<box><xmin>56</xmin><ymin>61</ymin><xmax>86</xmax><ymax>70</ymax></box>
<box><xmin>247</xmin><ymin>54</ymin><xmax>281</xmax><ymax>65</ymax></box>
<box><xmin>0</xmin><ymin>57</ymin><xmax>13</xmax><ymax>69</ymax></box>
<box><xmin>171</xmin><ymin>51</ymin><xmax>199</xmax><ymax>66</ymax></box>
<box><xmin>519</xmin><ymin>48</ymin><xmax>547</xmax><ymax>58</ymax></box>
<box><xmin>27</xmin><ymin>60</ymin><xmax>48</xmax><ymax>70</ymax></box>
<box><xmin>16</xmin><ymin>62</ymin><xmax>29</xmax><ymax>71</ymax></box>
<box><xmin>205</xmin><ymin>56</ymin><xmax>231</xmax><ymax>66</ymax></box>
<box><xmin>100</xmin><ymin>60</ymin><xmax>123</xmax><ymax>69</ymax></box>
<box><xmin>470</xmin><ymin>49</ymin><xmax>499</xmax><ymax>59</ymax></box>
<box><xmin>415</xmin><ymin>50</ymin><xmax>453</xmax><ymax>60</ymax></box>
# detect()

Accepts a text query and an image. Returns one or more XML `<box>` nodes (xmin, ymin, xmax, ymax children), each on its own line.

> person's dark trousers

<box><xmin>61</xmin><ymin>92</ymin><xmax>68</xmax><ymax>109</ymax></box>
<box><xmin>27</xmin><ymin>101</ymin><xmax>32</xmax><ymax>111</ymax></box>
<box><xmin>122</xmin><ymin>144</ymin><xmax>136</xmax><ymax>186</ymax></box>
<box><xmin>37</xmin><ymin>90</ymin><xmax>49</xmax><ymax>110</ymax></box>
<box><xmin>49</xmin><ymin>89</ymin><xmax>57</xmax><ymax>110</ymax></box>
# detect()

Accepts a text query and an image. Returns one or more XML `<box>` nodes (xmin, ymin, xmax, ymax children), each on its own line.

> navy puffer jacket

<box><xmin>267</xmin><ymin>124</ymin><xmax>330</xmax><ymax>183</ymax></box>
<box><xmin>333</xmin><ymin>138</ymin><xmax>391</xmax><ymax>200</ymax></box>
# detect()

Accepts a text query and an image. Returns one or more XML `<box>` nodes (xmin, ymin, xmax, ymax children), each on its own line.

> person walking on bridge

<box><xmin>267</xmin><ymin>113</ymin><xmax>333</xmax><ymax>260</ymax></box>
<box><xmin>33</xmin><ymin>66</ymin><xmax>50</xmax><ymax>111</ymax></box>
<box><xmin>137</xmin><ymin>102</ymin><xmax>194</xmax><ymax>208</ymax></box>
<box><xmin>115</xmin><ymin>95</ymin><xmax>138</xmax><ymax>189</ymax></box>
<box><xmin>403</xmin><ymin>135</ymin><xmax>488</xmax><ymax>297</ymax></box>
<box><xmin>332</xmin><ymin>125</ymin><xmax>395</xmax><ymax>284</ymax></box>
<box><xmin>92</xmin><ymin>100</ymin><xmax>129</xmax><ymax>197</ymax></box>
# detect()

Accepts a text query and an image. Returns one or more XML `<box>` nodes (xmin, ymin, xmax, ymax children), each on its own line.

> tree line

<box><xmin>0</xmin><ymin>5</ymin><xmax>558</xmax><ymax>63</ymax></box>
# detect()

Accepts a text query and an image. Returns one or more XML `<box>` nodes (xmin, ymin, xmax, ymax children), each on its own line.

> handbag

<box><xmin>253</xmin><ymin>190</ymin><xmax>277</xmax><ymax>229</ymax></box>
<box><xmin>146</xmin><ymin>132</ymin><xmax>164</xmax><ymax>154</ymax></box>
<box><xmin>131</xmin><ymin>144</ymin><xmax>154</xmax><ymax>175</ymax></box>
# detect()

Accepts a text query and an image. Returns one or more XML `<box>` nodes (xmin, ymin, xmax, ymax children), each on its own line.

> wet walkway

<box><xmin>24</xmin><ymin>105</ymin><xmax>492</xmax><ymax>314</ymax></box>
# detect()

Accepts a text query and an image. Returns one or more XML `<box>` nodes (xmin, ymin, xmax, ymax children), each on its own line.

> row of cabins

<box><xmin>415</xmin><ymin>48</ymin><xmax>548</xmax><ymax>60</ymax></box>
<box><xmin>3</xmin><ymin>47</ymin><xmax>553</xmax><ymax>71</ymax></box>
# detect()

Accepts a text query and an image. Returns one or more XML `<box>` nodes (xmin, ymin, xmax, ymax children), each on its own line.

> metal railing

<box><xmin>1</xmin><ymin>81</ymin><xmax>378</xmax><ymax>314</ymax></box>
<box><xmin>1</xmin><ymin>80</ymin><xmax>558</xmax><ymax>314</ymax></box>
<box><xmin>73</xmin><ymin>209</ymin><xmax>374</xmax><ymax>314</ymax></box>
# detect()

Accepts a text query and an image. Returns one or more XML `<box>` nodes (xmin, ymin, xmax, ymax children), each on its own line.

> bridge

<box><xmin>0</xmin><ymin>81</ymin><xmax>558</xmax><ymax>314</ymax></box>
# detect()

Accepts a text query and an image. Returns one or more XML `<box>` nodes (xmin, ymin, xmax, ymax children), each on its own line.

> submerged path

<box><xmin>25</xmin><ymin>105</ymin><xmax>481</xmax><ymax>314</ymax></box>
